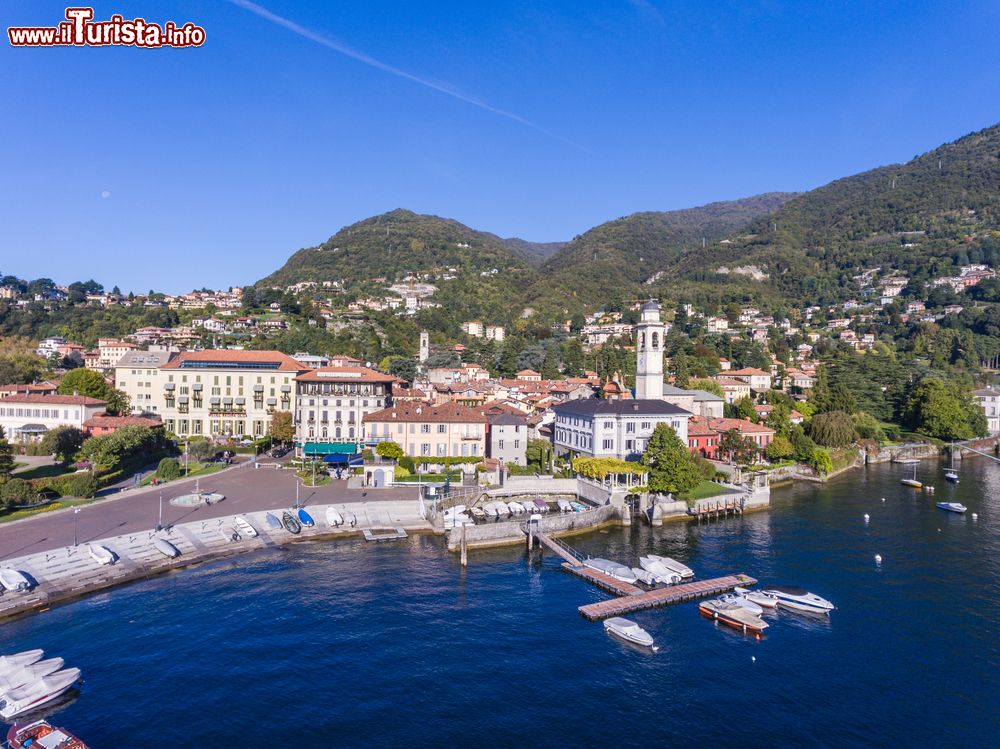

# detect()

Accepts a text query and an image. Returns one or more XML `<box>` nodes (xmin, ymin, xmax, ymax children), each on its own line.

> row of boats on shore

<box><xmin>0</xmin><ymin>649</ymin><xmax>82</xmax><ymax>722</ymax></box>
<box><xmin>443</xmin><ymin>499</ymin><xmax>586</xmax><ymax>527</ymax></box>
<box><xmin>605</xmin><ymin>584</ymin><xmax>836</xmax><ymax>648</ymax></box>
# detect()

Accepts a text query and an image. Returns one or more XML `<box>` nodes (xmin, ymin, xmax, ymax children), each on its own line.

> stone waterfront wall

<box><xmin>447</xmin><ymin>503</ymin><xmax>619</xmax><ymax>551</ymax></box>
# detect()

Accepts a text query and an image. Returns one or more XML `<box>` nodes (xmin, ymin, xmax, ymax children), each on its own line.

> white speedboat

<box><xmin>493</xmin><ymin>501</ymin><xmax>510</xmax><ymax>518</ymax></box>
<box><xmin>0</xmin><ymin>668</ymin><xmax>82</xmax><ymax>720</ymax></box>
<box><xmin>699</xmin><ymin>599</ymin><xmax>769</xmax><ymax>634</ymax></box>
<box><xmin>87</xmin><ymin>544</ymin><xmax>116</xmax><ymax>566</ymax></box>
<box><xmin>638</xmin><ymin>557</ymin><xmax>682</xmax><ymax>584</ymax></box>
<box><xmin>556</xmin><ymin>499</ymin><xmax>572</xmax><ymax>513</ymax></box>
<box><xmin>442</xmin><ymin>505</ymin><xmax>468</xmax><ymax>523</ymax></box>
<box><xmin>936</xmin><ymin>502</ymin><xmax>967</xmax><ymax>514</ymax></box>
<box><xmin>533</xmin><ymin>499</ymin><xmax>549</xmax><ymax>513</ymax></box>
<box><xmin>718</xmin><ymin>592</ymin><xmax>764</xmax><ymax>616</ymax></box>
<box><xmin>0</xmin><ymin>658</ymin><xmax>64</xmax><ymax>696</ymax></box>
<box><xmin>325</xmin><ymin>507</ymin><xmax>344</xmax><ymax>528</ymax></box>
<box><xmin>760</xmin><ymin>585</ymin><xmax>835</xmax><ymax>613</ymax></box>
<box><xmin>645</xmin><ymin>554</ymin><xmax>693</xmax><ymax>579</ymax></box>
<box><xmin>734</xmin><ymin>586</ymin><xmax>778</xmax><ymax>609</ymax></box>
<box><xmin>153</xmin><ymin>538</ymin><xmax>180</xmax><ymax>559</ymax></box>
<box><xmin>235</xmin><ymin>516</ymin><xmax>258</xmax><ymax>538</ymax></box>
<box><xmin>943</xmin><ymin>469</ymin><xmax>959</xmax><ymax>483</ymax></box>
<box><xmin>583</xmin><ymin>558</ymin><xmax>638</xmax><ymax>584</ymax></box>
<box><xmin>604</xmin><ymin>617</ymin><xmax>657</xmax><ymax>649</ymax></box>
<box><xmin>0</xmin><ymin>652</ymin><xmax>44</xmax><ymax>677</ymax></box>
<box><xmin>507</xmin><ymin>501</ymin><xmax>525</xmax><ymax>515</ymax></box>
<box><xmin>631</xmin><ymin>567</ymin><xmax>658</xmax><ymax>586</ymax></box>
<box><xmin>520</xmin><ymin>501</ymin><xmax>536</xmax><ymax>514</ymax></box>
<box><xmin>0</xmin><ymin>569</ymin><xmax>32</xmax><ymax>593</ymax></box>
<box><xmin>443</xmin><ymin>512</ymin><xmax>473</xmax><ymax>529</ymax></box>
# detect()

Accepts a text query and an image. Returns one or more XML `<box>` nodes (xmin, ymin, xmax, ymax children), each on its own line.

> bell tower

<box><xmin>419</xmin><ymin>330</ymin><xmax>429</xmax><ymax>363</ymax></box>
<box><xmin>635</xmin><ymin>300</ymin><xmax>664</xmax><ymax>400</ymax></box>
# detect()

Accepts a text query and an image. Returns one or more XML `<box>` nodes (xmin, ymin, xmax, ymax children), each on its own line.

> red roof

<box><xmin>83</xmin><ymin>414</ymin><xmax>162</xmax><ymax>429</ymax></box>
<box><xmin>0</xmin><ymin>394</ymin><xmax>106</xmax><ymax>406</ymax></box>
<box><xmin>161</xmin><ymin>350</ymin><xmax>306</xmax><ymax>371</ymax></box>
<box><xmin>363</xmin><ymin>401</ymin><xmax>486</xmax><ymax>424</ymax></box>
<box><xmin>295</xmin><ymin>366</ymin><xmax>396</xmax><ymax>383</ymax></box>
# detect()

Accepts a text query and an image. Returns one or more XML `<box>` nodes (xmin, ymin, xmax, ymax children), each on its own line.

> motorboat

<box><xmin>442</xmin><ymin>505</ymin><xmax>467</xmax><ymax>523</ymax></box>
<box><xmin>533</xmin><ymin>499</ymin><xmax>549</xmax><ymax>513</ymax></box>
<box><xmin>468</xmin><ymin>506</ymin><xmax>487</xmax><ymax>521</ymax></box>
<box><xmin>718</xmin><ymin>592</ymin><xmax>764</xmax><ymax>616</ymax></box>
<box><xmin>936</xmin><ymin>502</ymin><xmax>967</xmax><ymax>514</ymax></box>
<box><xmin>644</xmin><ymin>554</ymin><xmax>694</xmax><ymax>579</ymax></box>
<box><xmin>444</xmin><ymin>512</ymin><xmax>473</xmax><ymax>529</ymax></box>
<box><xmin>734</xmin><ymin>586</ymin><xmax>778</xmax><ymax>609</ymax></box>
<box><xmin>631</xmin><ymin>567</ymin><xmax>658</xmax><ymax>586</ymax></box>
<box><xmin>0</xmin><ymin>569</ymin><xmax>33</xmax><ymax>593</ymax></box>
<box><xmin>494</xmin><ymin>502</ymin><xmax>510</xmax><ymax>518</ymax></box>
<box><xmin>638</xmin><ymin>557</ymin><xmax>682</xmax><ymax>584</ymax></box>
<box><xmin>153</xmin><ymin>538</ymin><xmax>180</xmax><ymax>558</ymax></box>
<box><xmin>296</xmin><ymin>508</ymin><xmax>315</xmax><ymax>527</ymax></box>
<box><xmin>0</xmin><ymin>658</ymin><xmax>64</xmax><ymax>696</ymax></box>
<box><xmin>235</xmin><ymin>516</ymin><xmax>258</xmax><ymax>538</ymax></box>
<box><xmin>583</xmin><ymin>558</ymin><xmax>638</xmax><ymax>584</ymax></box>
<box><xmin>944</xmin><ymin>470</ymin><xmax>959</xmax><ymax>483</ymax></box>
<box><xmin>901</xmin><ymin>465</ymin><xmax>922</xmax><ymax>488</ymax></box>
<box><xmin>7</xmin><ymin>720</ymin><xmax>90</xmax><ymax>749</ymax></box>
<box><xmin>87</xmin><ymin>544</ymin><xmax>116</xmax><ymax>566</ymax></box>
<box><xmin>699</xmin><ymin>599</ymin><xmax>769</xmax><ymax>634</ymax></box>
<box><xmin>520</xmin><ymin>501</ymin><xmax>536</xmax><ymax>514</ymax></box>
<box><xmin>556</xmin><ymin>499</ymin><xmax>572</xmax><ymax>513</ymax></box>
<box><xmin>219</xmin><ymin>526</ymin><xmax>241</xmax><ymax>543</ymax></box>
<box><xmin>603</xmin><ymin>617</ymin><xmax>657</xmax><ymax>650</ymax></box>
<box><xmin>507</xmin><ymin>501</ymin><xmax>525</xmax><ymax>515</ymax></box>
<box><xmin>760</xmin><ymin>585</ymin><xmax>835</xmax><ymax>613</ymax></box>
<box><xmin>570</xmin><ymin>501</ymin><xmax>587</xmax><ymax>513</ymax></box>
<box><xmin>0</xmin><ymin>667</ymin><xmax>82</xmax><ymax>720</ymax></box>
<box><xmin>325</xmin><ymin>507</ymin><xmax>344</xmax><ymax>528</ymax></box>
<box><xmin>281</xmin><ymin>512</ymin><xmax>302</xmax><ymax>534</ymax></box>
<box><xmin>264</xmin><ymin>512</ymin><xmax>282</xmax><ymax>530</ymax></box>
<box><xmin>0</xmin><ymin>652</ymin><xmax>44</xmax><ymax>678</ymax></box>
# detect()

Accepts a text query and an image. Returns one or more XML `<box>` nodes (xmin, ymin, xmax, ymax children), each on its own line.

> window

<box><xmin>604</xmin><ymin>420</ymin><xmax>614</xmax><ymax>429</ymax></box>
<box><xmin>498</xmin><ymin>439</ymin><xmax>505</xmax><ymax>450</ymax></box>
<box><xmin>514</xmin><ymin>440</ymin><xmax>520</xmax><ymax>449</ymax></box>
<box><xmin>437</xmin><ymin>424</ymin><xmax>447</xmax><ymax>433</ymax></box>
<box><xmin>626</xmin><ymin>422</ymin><xmax>635</xmax><ymax>433</ymax></box>
<box><xmin>625</xmin><ymin>439</ymin><xmax>634</xmax><ymax>450</ymax></box>
<box><xmin>421</xmin><ymin>424</ymin><xmax>431</xmax><ymax>434</ymax></box>
<box><xmin>641</xmin><ymin>421</ymin><xmax>650</xmax><ymax>430</ymax></box>
<box><xmin>602</xmin><ymin>439</ymin><xmax>613</xmax><ymax>450</ymax></box>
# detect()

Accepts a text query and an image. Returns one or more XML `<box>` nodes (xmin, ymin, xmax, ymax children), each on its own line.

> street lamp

<box><xmin>156</xmin><ymin>492</ymin><xmax>164</xmax><ymax>532</ymax></box>
<box><xmin>72</xmin><ymin>507</ymin><xmax>80</xmax><ymax>547</ymax></box>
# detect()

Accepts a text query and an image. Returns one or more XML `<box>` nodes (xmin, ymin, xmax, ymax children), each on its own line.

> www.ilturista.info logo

<box><xmin>8</xmin><ymin>7</ymin><xmax>205</xmax><ymax>48</ymax></box>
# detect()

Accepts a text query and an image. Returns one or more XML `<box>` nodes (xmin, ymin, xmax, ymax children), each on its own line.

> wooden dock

<box><xmin>534</xmin><ymin>532</ymin><xmax>584</xmax><ymax>564</ymax></box>
<box><xmin>562</xmin><ymin>562</ymin><xmax>642</xmax><ymax>597</ymax></box>
<box><xmin>363</xmin><ymin>527</ymin><xmax>408</xmax><ymax>542</ymax></box>
<box><xmin>689</xmin><ymin>498</ymin><xmax>744</xmax><ymax>523</ymax></box>
<box><xmin>578</xmin><ymin>574</ymin><xmax>757</xmax><ymax>621</ymax></box>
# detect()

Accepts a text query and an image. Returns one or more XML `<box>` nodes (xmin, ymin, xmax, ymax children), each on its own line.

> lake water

<box><xmin>3</xmin><ymin>459</ymin><xmax>998</xmax><ymax>748</ymax></box>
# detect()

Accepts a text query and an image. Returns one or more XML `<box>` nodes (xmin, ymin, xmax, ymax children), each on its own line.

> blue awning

<box><xmin>303</xmin><ymin>442</ymin><xmax>357</xmax><ymax>456</ymax></box>
<box><xmin>323</xmin><ymin>452</ymin><xmax>361</xmax><ymax>465</ymax></box>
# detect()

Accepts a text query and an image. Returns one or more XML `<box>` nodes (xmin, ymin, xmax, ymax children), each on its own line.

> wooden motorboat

<box><xmin>281</xmin><ymin>512</ymin><xmax>302</xmax><ymax>534</ymax></box>
<box><xmin>699</xmin><ymin>599</ymin><xmax>769</xmax><ymax>634</ymax></box>
<box><xmin>234</xmin><ymin>516</ymin><xmax>258</xmax><ymax>538</ymax></box>
<box><xmin>7</xmin><ymin>720</ymin><xmax>90</xmax><ymax>749</ymax></box>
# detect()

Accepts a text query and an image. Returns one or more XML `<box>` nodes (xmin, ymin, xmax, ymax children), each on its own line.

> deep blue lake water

<box><xmin>3</xmin><ymin>459</ymin><xmax>998</xmax><ymax>748</ymax></box>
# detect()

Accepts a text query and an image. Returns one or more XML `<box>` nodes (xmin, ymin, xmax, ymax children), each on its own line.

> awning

<box><xmin>16</xmin><ymin>423</ymin><xmax>48</xmax><ymax>434</ymax></box>
<box><xmin>178</xmin><ymin>395</ymin><xmax>190</xmax><ymax>403</ymax></box>
<box><xmin>253</xmin><ymin>385</ymin><xmax>264</xmax><ymax>391</ymax></box>
<box><xmin>303</xmin><ymin>441</ymin><xmax>357</xmax><ymax>456</ymax></box>
<box><xmin>235</xmin><ymin>397</ymin><xmax>246</xmax><ymax>405</ymax></box>
<box><xmin>210</xmin><ymin>397</ymin><xmax>221</xmax><ymax>404</ymax></box>
<box><xmin>266</xmin><ymin>397</ymin><xmax>277</xmax><ymax>405</ymax></box>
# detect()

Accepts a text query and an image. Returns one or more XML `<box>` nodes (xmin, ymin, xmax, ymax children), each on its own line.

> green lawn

<box><xmin>679</xmin><ymin>480</ymin><xmax>733</xmax><ymax>502</ymax></box>
<box><xmin>13</xmin><ymin>463</ymin><xmax>74</xmax><ymax>480</ymax></box>
<box><xmin>0</xmin><ymin>496</ymin><xmax>96</xmax><ymax>524</ymax></box>
<box><xmin>140</xmin><ymin>461</ymin><xmax>227</xmax><ymax>486</ymax></box>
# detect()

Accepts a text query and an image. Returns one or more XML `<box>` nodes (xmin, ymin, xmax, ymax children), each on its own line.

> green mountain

<box><xmin>499</xmin><ymin>237</ymin><xmax>566</xmax><ymax>265</ymax></box>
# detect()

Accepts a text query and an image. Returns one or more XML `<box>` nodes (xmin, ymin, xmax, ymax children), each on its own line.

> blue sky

<box><xmin>3</xmin><ymin>1</ymin><xmax>999</xmax><ymax>293</ymax></box>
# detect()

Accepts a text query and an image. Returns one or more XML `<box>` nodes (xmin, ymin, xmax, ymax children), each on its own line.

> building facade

<box><xmin>0</xmin><ymin>394</ymin><xmax>107</xmax><ymax>443</ymax></box>
<box><xmin>363</xmin><ymin>401</ymin><xmax>486</xmax><ymax>460</ymax></box>
<box><xmin>294</xmin><ymin>366</ymin><xmax>396</xmax><ymax>456</ymax></box>
<box><xmin>551</xmin><ymin>398</ymin><xmax>691</xmax><ymax>460</ymax></box>
<box><xmin>973</xmin><ymin>388</ymin><xmax>1000</xmax><ymax>435</ymax></box>
<box><xmin>634</xmin><ymin>301</ymin><xmax>665</xmax><ymax>400</ymax></box>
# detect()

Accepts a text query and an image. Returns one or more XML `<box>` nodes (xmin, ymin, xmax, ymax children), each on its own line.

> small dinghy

<box><xmin>7</xmin><ymin>720</ymin><xmax>91</xmax><ymax>749</ymax></box>
<box><xmin>235</xmin><ymin>516</ymin><xmax>258</xmax><ymax>538</ymax></box>
<box><xmin>264</xmin><ymin>512</ymin><xmax>282</xmax><ymax>530</ymax></box>
<box><xmin>0</xmin><ymin>652</ymin><xmax>45</xmax><ymax>677</ymax></box>
<box><xmin>734</xmin><ymin>586</ymin><xmax>778</xmax><ymax>609</ymax></box>
<box><xmin>719</xmin><ymin>592</ymin><xmax>764</xmax><ymax>616</ymax></box>
<box><xmin>604</xmin><ymin>617</ymin><xmax>657</xmax><ymax>650</ymax></box>
<box><xmin>699</xmin><ymin>599</ymin><xmax>769</xmax><ymax>634</ymax></box>
<box><xmin>556</xmin><ymin>499</ymin><xmax>572</xmax><ymax>513</ymax></box>
<box><xmin>297</xmin><ymin>508</ymin><xmax>315</xmax><ymax>527</ymax></box>
<box><xmin>0</xmin><ymin>657</ymin><xmax>64</xmax><ymax>696</ymax></box>
<box><xmin>219</xmin><ymin>526</ymin><xmax>241</xmax><ymax>543</ymax></box>
<box><xmin>533</xmin><ymin>499</ymin><xmax>549</xmax><ymax>513</ymax></box>
<box><xmin>281</xmin><ymin>512</ymin><xmax>302</xmax><ymax>534</ymax></box>
<box><xmin>153</xmin><ymin>538</ymin><xmax>180</xmax><ymax>558</ymax></box>
<box><xmin>87</xmin><ymin>544</ymin><xmax>116</xmax><ymax>566</ymax></box>
<box><xmin>507</xmin><ymin>501</ymin><xmax>525</xmax><ymax>515</ymax></box>
<box><xmin>0</xmin><ymin>569</ymin><xmax>33</xmax><ymax>593</ymax></box>
<box><xmin>936</xmin><ymin>501</ymin><xmax>967</xmax><ymax>514</ymax></box>
<box><xmin>0</xmin><ymin>667</ymin><xmax>82</xmax><ymax>720</ymax></box>
<box><xmin>520</xmin><ymin>500</ymin><xmax>536</xmax><ymax>514</ymax></box>
<box><xmin>326</xmin><ymin>507</ymin><xmax>344</xmax><ymax>527</ymax></box>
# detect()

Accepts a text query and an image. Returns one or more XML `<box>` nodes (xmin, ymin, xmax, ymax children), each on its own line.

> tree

<box><xmin>375</xmin><ymin>441</ymin><xmax>403</xmax><ymax>461</ymax></box>
<box><xmin>57</xmin><ymin>368</ymin><xmax>109</xmax><ymax>399</ymax></box>
<box><xmin>718</xmin><ymin>429</ymin><xmax>758</xmax><ymax>464</ymax></box>
<box><xmin>688</xmin><ymin>378</ymin><xmax>723</xmax><ymax>397</ymax></box>
<box><xmin>106</xmin><ymin>388</ymin><xmax>131</xmax><ymax>416</ymax></box>
<box><xmin>0</xmin><ymin>425</ymin><xmax>15</xmax><ymax>480</ymax></box>
<box><xmin>828</xmin><ymin>384</ymin><xmax>857</xmax><ymax>414</ymax></box>
<box><xmin>734</xmin><ymin>395</ymin><xmax>757</xmax><ymax>422</ymax></box>
<box><xmin>809</xmin><ymin>411</ymin><xmax>859</xmax><ymax>447</ymax></box>
<box><xmin>526</xmin><ymin>438</ymin><xmax>553</xmax><ymax>472</ymax></box>
<box><xmin>69</xmin><ymin>472</ymin><xmax>98</xmax><ymax>498</ymax></box>
<box><xmin>810</xmin><ymin>363</ymin><xmax>832</xmax><ymax>413</ymax></box>
<box><xmin>0</xmin><ymin>477</ymin><xmax>35</xmax><ymax>508</ymax></box>
<box><xmin>642</xmin><ymin>423</ymin><xmax>700</xmax><ymax>494</ymax></box>
<box><xmin>41</xmin><ymin>426</ymin><xmax>86</xmax><ymax>464</ymax></box>
<box><xmin>387</xmin><ymin>356</ymin><xmax>417</xmax><ymax>383</ymax></box>
<box><xmin>157</xmin><ymin>457</ymin><xmax>181</xmax><ymax>481</ymax></box>
<box><xmin>187</xmin><ymin>438</ymin><xmax>215</xmax><ymax>462</ymax></box>
<box><xmin>809</xmin><ymin>448</ymin><xmax>833</xmax><ymax>475</ymax></box>
<box><xmin>672</xmin><ymin>353</ymin><xmax>690</xmax><ymax>389</ymax></box>
<box><xmin>765</xmin><ymin>435</ymin><xmax>794</xmax><ymax>460</ymax></box>
<box><xmin>269</xmin><ymin>411</ymin><xmax>294</xmax><ymax>443</ymax></box>
<box><xmin>902</xmin><ymin>378</ymin><xmax>987</xmax><ymax>440</ymax></box>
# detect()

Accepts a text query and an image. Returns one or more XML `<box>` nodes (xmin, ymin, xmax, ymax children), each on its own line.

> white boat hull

<box><xmin>0</xmin><ymin>668</ymin><xmax>81</xmax><ymax>720</ymax></box>
<box><xmin>235</xmin><ymin>517</ymin><xmax>258</xmax><ymax>538</ymax></box>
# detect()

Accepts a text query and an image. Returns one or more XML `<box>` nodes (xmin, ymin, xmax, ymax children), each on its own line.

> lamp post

<box><xmin>73</xmin><ymin>507</ymin><xmax>80</xmax><ymax>547</ymax></box>
<box><xmin>184</xmin><ymin>440</ymin><xmax>190</xmax><ymax>476</ymax></box>
<box><xmin>156</xmin><ymin>492</ymin><xmax>164</xmax><ymax>531</ymax></box>
<box><xmin>294</xmin><ymin>474</ymin><xmax>300</xmax><ymax>509</ymax></box>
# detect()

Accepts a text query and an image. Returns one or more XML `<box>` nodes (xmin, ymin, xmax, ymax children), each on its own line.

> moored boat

<box><xmin>556</xmin><ymin>499</ymin><xmax>572</xmax><ymax>513</ymax></box>
<box><xmin>281</xmin><ymin>511</ymin><xmax>302</xmax><ymax>534</ymax></box>
<box><xmin>645</xmin><ymin>554</ymin><xmax>694</xmax><ymax>579</ymax></box>
<box><xmin>325</xmin><ymin>507</ymin><xmax>344</xmax><ymax>527</ymax></box>
<box><xmin>734</xmin><ymin>586</ymin><xmax>778</xmax><ymax>609</ymax></box>
<box><xmin>0</xmin><ymin>652</ymin><xmax>45</xmax><ymax>677</ymax></box>
<box><xmin>533</xmin><ymin>499</ymin><xmax>549</xmax><ymax>513</ymax></box>
<box><xmin>153</xmin><ymin>538</ymin><xmax>180</xmax><ymax>558</ymax></box>
<box><xmin>936</xmin><ymin>501</ymin><xmax>967</xmax><ymax>514</ymax></box>
<box><xmin>759</xmin><ymin>585</ymin><xmax>835</xmax><ymax>613</ymax></box>
<box><xmin>569</xmin><ymin>501</ymin><xmax>587</xmax><ymax>512</ymax></box>
<box><xmin>235</xmin><ymin>516</ymin><xmax>258</xmax><ymax>538</ymax></box>
<box><xmin>0</xmin><ymin>569</ymin><xmax>33</xmax><ymax>593</ymax></box>
<box><xmin>264</xmin><ymin>512</ymin><xmax>282</xmax><ymax>530</ymax></box>
<box><xmin>901</xmin><ymin>465</ymin><xmax>922</xmax><ymax>488</ymax></box>
<box><xmin>468</xmin><ymin>506</ymin><xmax>487</xmax><ymax>521</ymax></box>
<box><xmin>631</xmin><ymin>567</ymin><xmax>658</xmax><ymax>586</ymax></box>
<box><xmin>297</xmin><ymin>508</ymin><xmax>315</xmax><ymax>527</ymax></box>
<box><xmin>87</xmin><ymin>544</ymin><xmax>116</xmax><ymax>566</ymax></box>
<box><xmin>718</xmin><ymin>592</ymin><xmax>764</xmax><ymax>616</ymax></box>
<box><xmin>699</xmin><ymin>599</ymin><xmax>769</xmax><ymax>634</ymax></box>
<box><xmin>638</xmin><ymin>557</ymin><xmax>682</xmax><ymax>584</ymax></box>
<box><xmin>0</xmin><ymin>667</ymin><xmax>82</xmax><ymax>720</ymax></box>
<box><xmin>520</xmin><ymin>500</ymin><xmax>536</xmax><ymax>514</ymax></box>
<box><xmin>583</xmin><ymin>558</ymin><xmax>638</xmax><ymax>584</ymax></box>
<box><xmin>7</xmin><ymin>719</ymin><xmax>90</xmax><ymax>749</ymax></box>
<box><xmin>604</xmin><ymin>617</ymin><xmax>657</xmax><ymax>649</ymax></box>
<box><xmin>0</xmin><ymin>658</ymin><xmax>64</xmax><ymax>696</ymax></box>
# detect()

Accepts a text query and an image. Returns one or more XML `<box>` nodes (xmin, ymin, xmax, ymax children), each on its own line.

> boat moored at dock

<box><xmin>734</xmin><ymin>586</ymin><xmax>778</xmax><ymax>609</ymax></box>
<box><xmin>645</xmin><ymin>554</ymin><xmax>694</xmax><ymax>579</ymax></box>
<box><xmin>0</xmin><ymin>667</ymin><xmax>82</xmax><ymax>720</ymax></box>
<box><xmin>699</xmin><ymin>599</ymin><xmax>769</xmax><ymax>635</ymax></box>
<box><xmin>638</xmin><ymin>557</ymin><xmax>682</xmax><ymax>584</ymax></box>
<box><xmin>604</xmin><ymin>617</ymin><xmax>658</xmax><ymax>650</ymax></box>
<box><xmin>0</xmin><ymin>658</ymin><xmax>64</xmax><ymax>696</ymax></box>
<box><xmin>0</xmin><ymin>569</ymin><xmax>33</xmax><ymax>593</ymax></box>
<box><xmin>0</xmin><ymin>652</ymin><xmax>44</xmax><ymax>677</ymax></box>
<box><xmin>583</xmin><ymin>558</ymin><xmax>638</xmax><ymax>584</ymax></box>
<box><xmin>759</xmin><ymin>585</ymin><xmax>834</xmax><ymax>614</ymax></box>
<box><xmin>7</xmin><ymin>720</ymin><xmax>90</xmax><ymax>749</ymax></box>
